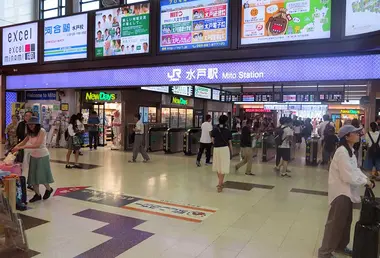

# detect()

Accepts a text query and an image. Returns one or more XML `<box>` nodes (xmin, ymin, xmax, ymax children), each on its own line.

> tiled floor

<box><xmin>7</xmin><ymin>147</ymin><xmax>375</xmax><ymax>258</ymax></box>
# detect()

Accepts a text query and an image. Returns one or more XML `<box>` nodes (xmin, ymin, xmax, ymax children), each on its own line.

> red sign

<box><xmin>54</xmin><ymin>186</ymin><xmax>90</xmax><ymax>196</ymax></box>
<box><xmin>245</xmin><ymin>108</ymin><xmax>271</xmax><ymax>113</ymax></box>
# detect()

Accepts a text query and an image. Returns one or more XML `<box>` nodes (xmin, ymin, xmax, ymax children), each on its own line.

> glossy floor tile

<box><xmin>6</xmin><ymin>147</ymin><xmax>376</xmax><ymax>258</ymax></box>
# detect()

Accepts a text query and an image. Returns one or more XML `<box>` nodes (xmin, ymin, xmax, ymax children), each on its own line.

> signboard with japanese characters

<box><xmin>2</xmin><ymin>22</ymin><xmax>38</xmax><ymax>66</ymax></box>
<box><xmin>160</xmin><ymin>0</ymin><xmax>229</xmax><ymax>52</ymax></box>
<box><xmin>44</xmin><ymin>14</ymin><xmax>88</xmax><ymax>62</ymax></box>
<box><xmin>194</xmin><ymin>86</ymin><xmax>212</xmax><ymax>99</ymax></box>
<box><xmin>169</xmin><ymin>85</ymin><xmax>193</xmax><ymax>96</ymax></box>
<box><xmin>95</xmin><ymin>3</ymin><xmax>150</xmax><ymax>57</ymax></box>
<box><xmin>141</xmin><ymin>86</ymin><xmax>169</xmax><ymax>93</ymax></box>
<box><xmin>212</xmin><ymin>89</ymin><xmax>220</xmax><ymax>101</ymax></box>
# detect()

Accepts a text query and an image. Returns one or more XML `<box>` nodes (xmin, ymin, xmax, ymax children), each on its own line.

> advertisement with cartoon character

<box><xmin>241</xmin><ymin>0</ymin><xmax>331</xmax><ymax>45</ymax></box>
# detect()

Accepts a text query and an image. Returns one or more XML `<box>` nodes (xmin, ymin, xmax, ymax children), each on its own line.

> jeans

<box><xmin>197</xmin><ymin>143</ymin><xmax>212</xmax><ymax>163</ymax></box>
<box><xmin>322</xmin><ymin>149</ymin><xmax>333</xmax><ymax>164</ymax></box>
<box><xmin>89</xmin><ymin>131</ymin><xmax>98</xmax><ymax>149</ymax></box>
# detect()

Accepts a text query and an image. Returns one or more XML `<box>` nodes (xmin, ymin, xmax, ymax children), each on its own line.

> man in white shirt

<box><xmin>196</xmin><ymin>115</ymin><xmax>213</xmax><ymax>167</ymax></box>
<box><xmin>275</xmin><ymin>117</ymin><xmax>294</xmax><ymax>177</ymax></box>
<box><xmin>129</xmin><ymin>114</ymin><xmax>150</xmax><ymax>163</ymax></box>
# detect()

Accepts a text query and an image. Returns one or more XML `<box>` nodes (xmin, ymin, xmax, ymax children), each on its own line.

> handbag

<box><xmin>359</xmin><ymin>187</ymin><xmax>380</xmax><ymax>225</ymax></box>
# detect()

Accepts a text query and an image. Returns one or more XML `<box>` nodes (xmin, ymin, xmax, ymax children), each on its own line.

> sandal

<box><xmin>217</xmin><ymin>185</ymin><xmax>223</xmax><ymax>193</ymax></box>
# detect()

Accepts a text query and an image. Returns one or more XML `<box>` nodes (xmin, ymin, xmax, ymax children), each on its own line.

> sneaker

<box><xmin>65</xmin><ymin>165</ymin><xmax>72</xmax><ymax>169</ymax></box>
<box><xmin>143</xmin><ymin>159</ymin><xmax>150</xmax><ymax>163</ymax></box>
<box><xmin>336</xmin><ymin>247</ymin><xmax>352</xmax><ymax>256</ymax></box>
<box><xmin>205</xmin><ymin>162</ymin><xmax>212</xmax><ymax>165</ymax></box>
<box><xmin>29</xmin><ymin>194</ymin><xmax>42</xmax><ymax>203</ymax></box>
<box><xmin>281</xmin><ymin>173</ymin><xmax>291</xmax><ymax>178</ymax></box>
<box><xmin>128</xmin><ymin>160</ymin><xmax>136</xmax><ymax>163</ymax></box>
<box><xmin>43</xmin><ymin>188</ymin><xmax>54</xmax><ymax>200</ymax></box>
<box><xmin>196</xmin><ymin>161</ymin><xmax>201</xmax><ymax>167</ymax></box>
<box><xmin>79</xmin><ymin>152</ymin><xmax>84</xmax><ymax>156</ymax></box>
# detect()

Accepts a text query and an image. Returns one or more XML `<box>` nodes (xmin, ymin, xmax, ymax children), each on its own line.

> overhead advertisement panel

<box><xmin>95</xmin><ymin>3</ymin><xmax>150</xmax><ymax>57</ymax></box>
<box><xmin>241</xmin><ymin>0</ymin><xmax>331</xmax><ymax>45</ymax></box>
<box><xmin>44</xmin><ymin>14</ymin><xmax>88</xmax><ymax>62</ymax></box>
<box><xmin>345</xmin><ymin>0</ymin><xmax>380</xmax><ymax>36</ymax></box>
<box><xmin>2</xmin><ymin>22</ymin><xmax>38</xmax><ymax>66</ymax></box>
<box><xmin>160</xmin><ymin>0</ymin><xmax>229</xmax><ymax>52</ymax></box>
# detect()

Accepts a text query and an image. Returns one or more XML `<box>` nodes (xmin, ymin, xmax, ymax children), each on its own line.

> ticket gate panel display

<box><xmin>164</xmin><ymin>128</ymin><xmax>186</xmax><ymax>153</ymax></box>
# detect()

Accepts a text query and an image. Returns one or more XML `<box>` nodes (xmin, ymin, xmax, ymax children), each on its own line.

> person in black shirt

<box><xmin>235</xmin><ymin>120</ymin><xmax>255</xmax><ymax>175</ymax></box>
<box><xmin>211</xmin><ymin>115</ymin><xmax>232</xmax><ymax>193</ymax></box>
<box><xmin>323</xmin><ymin>126</ymin><xmax>339</xmax><ymax>168</ymax></box>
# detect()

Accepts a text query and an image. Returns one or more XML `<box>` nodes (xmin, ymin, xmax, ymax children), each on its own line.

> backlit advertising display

<box><xmin>2</xmin><ymin>22</ymin><xmax>38</xmax><ymax>66</ymax></box>
<box><xmin>241</xmin><ymin>0</ymin><xmax>331</xmax><ymax>45</ymax></box>
<box><xmin>345</xmin><ymin>0</ymin><xmax>380</xmax><ymax>36</ymax></box>
<box><xmin>95</xmin><ymin>3</ymin><xmax>150</xmax><ymax>57</ymax></box>
<box><xmin>44</xmin><ymin>14</ymin><xmax>88</xmax><ymax>62</ymax></box>
<box><xmin>160</xmin><ymin>0</ymin><xmax>229</xmax><ymax>52</ymax></box>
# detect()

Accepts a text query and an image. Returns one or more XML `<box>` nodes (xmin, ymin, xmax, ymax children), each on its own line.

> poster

<box><xmin>194</xmin><ymin>86</ymin><xmax>211</xmax><ymax>99</ymax></box>
<box><xmin>345</xmin><ymin>0</ymin><xmax>380</xmax><ymax>36</ymax></box>
<box><xmin>160</xmin><ymin>0</ymin><xmax>229</xmax><ymax>51</ymax></box>
<box><xmin>241</xmin><ymin>0</ymin><xmax>331</xmax><ymax>45</ymax></box>
<box><xmin>2</xmin><ymin>22</ymin><xmax>38</xmax><ymax>66</ymax></box>
<box><xmin>44</xmin><ymin>14</ymin><xmax>88</xmax><ymax>62</ymax></box>
<box><xmin>95</xmin><ymin>3</ymin><xmax>150</xmax><ymax>57</ymax></box>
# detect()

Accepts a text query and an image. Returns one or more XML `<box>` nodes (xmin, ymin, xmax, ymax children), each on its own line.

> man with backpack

<box><xmin>274</xmin><ymin>117</ymin><xmax>293</xmax><ymax>177</ymax></box>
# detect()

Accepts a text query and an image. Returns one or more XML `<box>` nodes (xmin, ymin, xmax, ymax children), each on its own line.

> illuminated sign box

<box><xmin>171</xmin><ymin>96</ymin><xmax>188</xmax><ymax>105</ymax></box>
<box><xmin>340</xmin><ymin>109</ymin><xmax>360</xmax><ymax>115</ymax></box>
<box><xmin>84</xmin><ymin>91</ymin><xmax>118</xmax><ymax>102</ymax></box>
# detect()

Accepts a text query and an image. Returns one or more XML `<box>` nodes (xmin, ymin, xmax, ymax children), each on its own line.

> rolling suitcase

<box><xmin>352</xmin><ymin>222</ymin><xmax>380</xmax><ymax>258</ymax></box>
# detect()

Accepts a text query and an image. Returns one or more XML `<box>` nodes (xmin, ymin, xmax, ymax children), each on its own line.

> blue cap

<box><xmin>338</xmin><ymin>125</ymin><xmax>362</xmax><ymax>138</ymax></box>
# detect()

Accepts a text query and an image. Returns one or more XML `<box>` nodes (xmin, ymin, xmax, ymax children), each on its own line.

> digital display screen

<box><xmin>345</xmin><ymin>0</ymin><xmax>380</xmax><ymax>36</ymax></box>
<box><xmin>141</xmin><ymin>86</ymin><xmax>169</xmax><ymax>93</ymax></box>
<box><xmin>159</xmin><ymin>0</ymin><xmax>229</xmax><ymax>52</ymax></box>
<box><xmin>255</xmin><ymin>93</ymin><xmax>273</xmax><ymax>102</ymax></box>
<box><xmin>242</xmin><ymin>94</ymin><xmax>255</xmax><ymax>102</ymax></box>
<box><xmin>95</xmin><ymin>3</ymin><xmax>150</xmax><ymax>57</ymax></box>
<box><xmin>241</xmin><ymin>0</ymin><xmax>331</xmax><ymax>45</ymax></box>
<box><xmin>296</xmin><ymin>93</ymin><xmax>315</xmax><ymax>102</ymax></box>
<box><xmin>283</xmin><ymin>94</ymin><xmax>296</xmax><ymax>102</ymax></box>
<box><xmin>170</xmin><ymin>85</ymin><xmax>193</xmax><ymax>96</ymax></box>
<box><xmin>2</xmin><ymin>22</ymin><xmax>38</xmax><ymax>66</ymax></box>
<box><xmin>212</xmin><ymin>89</ymin><xmax>221</xmax><ymax>101</ymax></box>
<box><xmin>194</xmin><ymin>86</ymin><xmax>212</xmax><ymax>99</ymax></box>
<box><xmin>44</xmin><ymin>14</ymin><xmax>88</xmax><ymax>62</ymax></box>
<box><xmin>319</xmin><ymin>92</ymin><xmax>343</xmax><ymax>102</ymax></box>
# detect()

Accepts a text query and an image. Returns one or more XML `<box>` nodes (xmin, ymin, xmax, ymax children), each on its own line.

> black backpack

<box><xmin>274</xmin><ymin>126</ymin><xmax>287</xmax><ymax>146</ymax></box>
<box><xmin>323</xmin><ymin>122</ymin><xmax>335</xmax><ymax>137</ymax></box>
<box><xmin>367</xmin><ymin>133</ymin><xmax>380</xmax><ymax>158</ymax></box>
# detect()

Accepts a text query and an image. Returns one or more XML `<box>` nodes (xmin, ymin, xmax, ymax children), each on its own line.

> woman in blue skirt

<box><xmin>13</xmin><ymin>116</ymin><xmax>54</xmax><ymax>203</ymax></box>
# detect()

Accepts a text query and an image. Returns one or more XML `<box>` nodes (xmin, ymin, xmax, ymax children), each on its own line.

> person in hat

<box><xmin>318</xmin><ymin>125</ymin><xmax>374</xmax><ymax>258</ymax></box>
<box><xmin>12</xmin><ymin>116</ymin><xmax>54</xmax><ymax>203</ymax></box>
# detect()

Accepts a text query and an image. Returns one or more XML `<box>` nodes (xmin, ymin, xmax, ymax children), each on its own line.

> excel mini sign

<box><xmin>171</xmin><ymin>96</ymin><xmax>188</xmax><ymax>105</ymax></box>
<box><xmin>85</xmin><ymin>91</ymin><xmax>117</xmax><ymax>102</ymax></box>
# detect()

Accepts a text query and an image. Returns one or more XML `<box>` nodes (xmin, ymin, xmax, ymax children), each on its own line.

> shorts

<box><xmin>277</xmin><ymin>147</ymin><xmax>290</xmax><ymax>162</ymax></box>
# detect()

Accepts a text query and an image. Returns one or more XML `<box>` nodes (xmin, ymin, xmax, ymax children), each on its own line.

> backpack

<box><xmin>274</xmin><ymin>126</ymin><xmax>287</xmax><ymax>146</ymax></box>
<box><xmin>368</xmin><ymin>133</ymin><xmax>380</xmax><ymax>158</ymax></box>
<box><xmin>323</xmin><ymin>122</ymin><xmax>335</xmax><ymax>137</ymax></box>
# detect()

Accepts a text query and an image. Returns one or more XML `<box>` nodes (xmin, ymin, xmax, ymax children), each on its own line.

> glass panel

<box><xmin>61</xmin><ymin>7</ymin><xmax>65</xmax><ymax>15</ymax></box>
<box><xmin>186</xmin><ymin>109</ymin><xmax>193</xmax><ymax>128</ymax></box>
<box><xmin>44</xmin><ymin>0</ymin><xmax>58</xmax><ymax>9</ymax></box>
<box><xmin>61</xmin><ymin>0</ymin><xmax>66</xmax><ymax>6</ymax></box>
<box><xmin>81</xmin><ymin>1</ymin><xmax>100</xmax><ymax>12</ymax></box>
<box><xmin>161</xmin><ymin>108</ymin><xmax>170</xmax><ymax>126</ymax></box>
<box><xmin>170</xmin><ymin>108</ymin><xmax>178</xmax><ymax>128</ymax></box>
<box><xmin>148</xmin><ymin>107</ymin><xmax>157</xmax><ymax>123</ymax></box>
<box><xmin>178</xmin><ymin>109</ymin><xmax>186</xmax><ymax>128</ymax></box>
<box><xmin>43</xmin><ymin>9</ymin><xmax>58</xmax><ymax>19</ymax></box>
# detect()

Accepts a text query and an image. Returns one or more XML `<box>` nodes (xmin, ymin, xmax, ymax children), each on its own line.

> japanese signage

<box><xmin>170</xmin><ymin>86</ymin><xmax>193</xmax><ymax>96</ymax></box>
<box><xmin>319</xmin><ymin>92</ymin><xmax>343</xmax><ymax>102</ymax></box>
<box><xmin>60</xmin><ymin>103</ymin><xmax>69</xmax><ymax>111</ymax></box>
<box><xmin>160</xmin><ymin>0</ymin><xmax>229</xmax><ymax>52</ymax></box>
<box><xmin>84</xmin><ymin>91</ymin><xmax>118</xmax><ymax>102</ymax></box>
<box><xmin>44</xmin><ymin>14</ymin><xmax>88</xmax><ymax>62</ymax></box>
<box><xmin>212</xmin><ymin>89</ymin><xmax>220</xmax><ymax>101</ymax></box>
<box><xmin>95</xmin><ymin>3</ymin><xmax>150</xmax><ymax>57</ymax></box>
<box><xmin>141</xmin><ymin>86</ymin><xmax>169</xmax><ymax>93</ymax></box>
<box><xmin>245</xmin><ymin>108</ymin><xmax>272</xmax><ymax>113</ymax></box>
<box><xmin>194</xmin><ymin>86</ymin><xmax>211</xmax><ymax>99</ymax></box>
<box><xmin>340</xmin><ymin>109</ymin><xmax>360</xmax><ymax>115</ymax></box>
<box><xmin>345</xmin><ymin>0</ymin><xmax>380</xmax><ymax>36</ymax></box>
<box><xmin>283</xmin><ymin>94</ymin><xmax>296</xmax><ymax>102</ymax></box>
<box><xmin>7</xmin><ymin>54</ymin><xmax>380</xmax><ymax>90</ymax></box>
<box><xmin>26</xmin><ymin>91</ymin><xmax>57</xmax><ymax>100</ymax></box>
<box><xmin>2</xmin><ymin>22</ymin><xmax>38</xmax><ymax>66</ymax></box>
<box><xmin>171</xmin><ymin>96</ymin><xmax>189</xmax><ymax>105</ymax></box>
<box><xmin>241</xmin><ymin>0</ymin><xmax>331</xmax><ymax>45</ymax></box>
<box><xmin>242</xmin><ymin>94</ymin><xmax>255</xmax><ymax>102</ymax></box>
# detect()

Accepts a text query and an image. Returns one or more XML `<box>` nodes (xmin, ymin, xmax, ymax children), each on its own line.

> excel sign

<box><xmin>84</xmin><ymin>91</ymin><xmax>117</xmax><ymax>102</ymax></box>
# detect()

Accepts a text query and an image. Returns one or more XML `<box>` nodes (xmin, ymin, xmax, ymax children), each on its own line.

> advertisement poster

<box><xmin>95</xmin><ymin>3</ymin><xmax>150</xmax><ymax>57</ymax></box>
<box><xmin>194</xmin><ymin>86</ymin><xmax>212</xmax><ymax>99</ymax></box>
<box><xmin>345</xmin><ymin>0</ymin><xmax>380</xmax><ymax>36</ymax></box>
<box><xmin>170</xmin><ymin>86</ymin><xmax>193</xmax><ymax>96</ymax></box>
<box><xmin>241</xmin><ymin>0</ymin><xmax>331</xmax><ymax>45</ymax></box>
<box><xmin>44</xmin><ymin>14</ymin><xmax>88</xmax><ymax>62</ymax></box>
<box><xmin>160</xmin><ymin>0</ymin><xmax>229</xmax><ymax>52</ymax></box>
<box><xmin>212</xmin><ymin>89</ymin><xmax>220</xmax><ymax>101</ymax></box>
<box><xmin>2</xmin><ymin>22</ymin><xmax>38</xmax><ymax>66</ymax></box>
<box><xmin>141</xmin><ymin>86</ymin><xmax>169</xmax><ymax>93</ymax></box>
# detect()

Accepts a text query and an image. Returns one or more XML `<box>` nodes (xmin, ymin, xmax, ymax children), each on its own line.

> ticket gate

<box><xmin>231</xmin><ymin>132</ymin><xmax>241</xmax><ymax>157</ymax></box>
<box><xmin>163</xmin><ymin>128</ymin><xmax>187</xmax><ymax>153</ymax></box>
<box><xmin>148</xmin><ymin>127</ymin><xmax>168</xmax><ymax>152</ymax></box>
<box><xmin>262</xmin><ymin>133</ymin><xmax>276</xmax><ymax>162</ymax></box>
<box><xmin>183</xmin><ymin>128</ymin><xmax>201</xmax><ymax>155</ymax></box>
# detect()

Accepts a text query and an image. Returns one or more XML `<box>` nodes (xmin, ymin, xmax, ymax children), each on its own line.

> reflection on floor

<box><xmin>8</xmin><ymin>147</ymin><xmax>375</xmax><ymax>258</ymax></box>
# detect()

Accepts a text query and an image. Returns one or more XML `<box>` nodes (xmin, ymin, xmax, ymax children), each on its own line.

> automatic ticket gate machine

<box><xmin>148</xmin><ymin>126</ymin><xmax>168</xmax><ymax>152</ymax></box>
<box><xmin>163</xmin><ymin>128</ymin><xmax>187</xmax><ymax>153</ymax></box>
<box><xmin>183</xmin><ymin>128</ymin><xmax>201</xmax><ymax>155</ymax></box>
